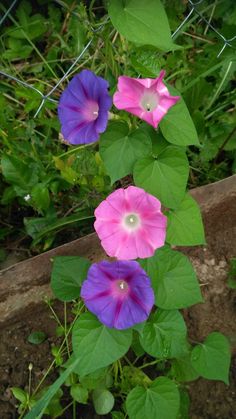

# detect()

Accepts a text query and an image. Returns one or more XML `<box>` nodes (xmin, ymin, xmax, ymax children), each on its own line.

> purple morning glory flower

<box><xmin>81</xmin><ymin>260</ymin><xmax>155</xmax><ymax>330</ymax></box>
<box><xmin>58</xmin><ymin>70</ymin><xmax>112</xmax><ymax>145</ymax></box>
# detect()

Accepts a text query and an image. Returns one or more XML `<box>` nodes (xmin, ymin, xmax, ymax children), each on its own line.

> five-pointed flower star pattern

<box><xmin>58</xmin><ymin>69</ymin><xmax>112</xmax><ymax>145</ymax></box>
<box><xmin>81</xmin><ymin>260</ymin><xmax>155</xmax><ymax>329</ymax></box>
<box><xmin>113</xmin><ymin>70</ymin><xmax>180</xmax><ymax>128</ymax></box>
<box><xmin>94</xmin><ymin>186</ymin><xmax>167</xmax><ymax>260</ymax></box>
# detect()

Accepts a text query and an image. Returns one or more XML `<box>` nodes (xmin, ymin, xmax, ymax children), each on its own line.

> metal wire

<box><xmin>0</xmin><ymin>0</ymin><xmax>18</xmax><ymax>26</ymax></box>
<box><xmin>172</xmin><ymin>0</ymin><xmax>236</xmax><ymax>57</ymax></box>
<box><xmin>0</xmin><ymin>0</ymin><xmax>235</xmax><ymax>118</ymax></box>
<box><xmin>33</xmin><ymin>38</ymin><xmax>94</xmax><ymax>117</ymax></box>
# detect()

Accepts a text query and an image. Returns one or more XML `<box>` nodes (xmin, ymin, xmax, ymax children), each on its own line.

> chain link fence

<box><xmin>0</xmin><ymin>0</ymin><xmax>235</xmax><ymax>118</ymax></box>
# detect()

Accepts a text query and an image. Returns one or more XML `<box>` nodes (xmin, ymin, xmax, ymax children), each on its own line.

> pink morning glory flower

<box><xmin>81</xmin><ymin>260</ymin><xmax>154</xmax><ymax>329</ymax></box>
<box><xmin>113</xmin><ymin>70</ymin><xmax>180</xmax><ymax>128</ymax></box>
<box><xmin>58</xmin><ymin>69</ymin><xmax>112</xmax><ymax>145</ymax></box>
<box><xmin>94</xmin><ymin>186</ymin><xmax>167</xmax><ymax>260</ymax></box>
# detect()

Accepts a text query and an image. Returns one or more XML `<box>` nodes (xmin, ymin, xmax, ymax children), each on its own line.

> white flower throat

<box><xmin>140</xmin><ymin>91</ymin><xmax>159</xmax><ymax>112</ymax></box>
<box><xmin>123</xmin><ymin>213</ymin><xmax>141</xmax><ymax>231</ymax></box>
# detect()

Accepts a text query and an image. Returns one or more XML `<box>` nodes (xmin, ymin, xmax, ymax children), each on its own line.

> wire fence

<box><xmin>0</xmin><ymin>0</ymin><xmax>235</xmax><ymax>119</ymax></box>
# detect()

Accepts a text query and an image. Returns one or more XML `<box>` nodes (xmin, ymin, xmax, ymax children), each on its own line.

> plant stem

<box><xmin>132</xmin><ymin>356</ymin><xmax>141</xmax><ymax>366</ymax></box>
<box><xmin>113</xmin><ymin>361</ymin><xmax>119</xmax><ymax>386</ymax></box>
<box><xmin>213</xmin><ymin>126</ymin><xmax>236</xmax><ymax>164</ymax></box>
<box><xmin>58</xmin><ymin>401</ymin><xmax>74</xmax><ymax>417</ymax></box>
<box><xmin>28</xmin><ymin>363</ymin><xmax>33</xmax><ymax>397</ymax></box>
<box><xmin>124</xmin><ymin>356</ymin><xmax>133</xmax><ymax>367</ymax></box>
<box><xmin>32</xmin><ymin>307</ymin><xmax>83</xmax><ymax>395</ymax></box>
<box><xmin>46</xmin><ymin>301</ymin><xmax>64</xmax><ymax>329</ymax></box>
<box><xmin>205</xmin><ymin>60</ymin><xmax>233</xmax><ymax>111</ymax></box>
<box><xmin>139</xmin><ymin>359</ymin><xmax>160</xmax><ymax>370</ymax></box>
<box><xmin>57</xmin><ymin>142</ymin><xmax>96</xmax><ymax>159</ymax></box>
<box><xmin>118</xmin><ymin>359</ymin><xmax>123</xmax><ymax>378</ymax></box>
<box><xmin>182</xmin><ymin>60</ymin><xmax>225</xmax><ymax>93</ymax></box>
<box><xmin>73</xmin><ymin>399</ymin><xmax>76</xmax><ymax>419</ymax></box>
<box><xmin>64</xmin><ymin>302</ymin><xmax>70</xmax><ymax>357</ymax></box>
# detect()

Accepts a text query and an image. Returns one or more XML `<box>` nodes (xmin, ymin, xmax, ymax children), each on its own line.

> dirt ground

<box><xmin>0</xmin><ymin>192</ymin><xmax>236</xmax><ymax>418</ymax></box>
<box><xmin>184</xmin><ymin>192</ymin><xmax>236</xmax><ymax>419</ymax></box>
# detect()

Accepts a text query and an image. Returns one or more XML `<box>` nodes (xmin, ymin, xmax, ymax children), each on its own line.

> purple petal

<box><xmin>79</xmin><ymin>70</ymin><xmax>110</xmax><ymax>101</ymax></box>
<box><xmin>58</xmin><ymin>70</ymin><xmax>111</xmax><ymax>145</ymax></box>
<box><xmin>89</xmin><ymin>295</ymin><xmax>118</xmax><ymax>329</ymax></box>
<box><xmin>74</xmin><ymin>122</ymin><xmax>99</xmax><ymax>144</ymax></box>
<box><xmin>95</xmin><ymin>260</ymin><xmax>119</xmax><ymax>281</ymax></box>
<box><xmin>95</xmin><ymin>110</ymin><xmax>110</xmax><ymax>133</ymax></box>
<box><xmin>81</xmin><ymin>260</ymin><xmax>154</xmax><ymax>330</ymax></box>
<box><xmin>67</xmin><ymin>74</ymin><xmax>89</xmax><ymax>104</ymax></box>
<box><xmin>98</xmin><ymin>94</ymin><xmax>113</xmax><ymax>111</ymax></box>
<box><xmin>63</xmin><ymin>120</ymin><xmax>98</xmax><ymax>145</ymax></box>
<box><xmin>115</xmin><ymin>260</ymin><xmax>140</xmax><ymax>280</ymax></box>
<box><xmin>89</xmin><ymin>261</ymin><xmax>116</xmax><ymax>282</ymax></box>
<box><xmin>113</xmin><ymin>297</ymin><xmax>149</xmax><ymax>329</ymax></box>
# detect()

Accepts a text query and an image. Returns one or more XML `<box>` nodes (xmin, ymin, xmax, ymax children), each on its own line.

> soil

<box><xmin>183</xmin><ymin>191</ymin><xmax>236</xmax><ymax>419</ymax></box>
<box><xmin>0</xmin><ymin>189</ymin><xmax>236</xmax><ymax>418</ymax></box>
<box><xmin>0</xmin><ymin>303</ymin><xmax>60</xmax><ymax>419</ymax></box>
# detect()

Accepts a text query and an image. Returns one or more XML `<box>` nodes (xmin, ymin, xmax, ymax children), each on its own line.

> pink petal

<box><xmin>134</xmin><ymin>77</ymin><xmax>158</xmax><ymax>89</ymax></box>
<box><xmin>141</xmin><ymin>111</ymin><xmax>158</xmax><ymax>128</ymax></box>
<box><xmin>124</xmin><ymin>186</ymin><xmax>161</xmax><ymax>213</ymax></box>
<box><xmin>94</xmin><ymin>218</ymin><xmax>120</xmax><ymax>240</ymax></box>
<box><xmin>152</xmin><ymin>96</ymin><xmax>180</xmax><ymax>128</ymax></box>
<box><xmin>100</xmin><ymin>229</ymin><xmax>128</xmax><ymax>258</ymax></box>
<box><xmin>159</xmin><ymin>95</ymin><xmax>180</xmax><ymax>111</ymax></box>
<box><xmin>106</xmin><ymin>188</ymin><xmax>129</xmax><ymax>214</ymax></box>
<box><xmin>114</xmin><ymin>233</ymin><xmax>139</xmax><ymax>260</ymax></box>
<box><xmin>94</xmin><ymin>186</ymin><xmax>167</xmax><ymax>260</ymax></box>
<box><xmin>134</xmin><ymin>230</ymin><xmax>155</xmax><ymax>258</ymax></box>
<box><xmin>94</xmin><ymin>198</ymin><xmax>120</xmax><ymax>220</ymax></box>
<box><xmin>113</xmin><ymin>70</ymin><xmax>180</xmax><ymax>128</ymax></box>
<box><xmin>140</xmin><ymin>223</ymin><xmax>166</xmax><ymax>250</ymax></box>
<box><xmin>113</xmin><ymin>92</ymin><xmax>140</xmax><ymax>110</ymax></box>
<box><xmin>143</xmin><ymin>212</ymin><xmax>167</xmax><ymax>230</ymax></box>
<box><xmin>152</xmin><ymin>106</ymin><xmax>168</xmax><ymax>128</ymax></box>
<box><xmin>117</xmin><ymin>76</ymin><xmax>144</xmax><ymax>97</ymax></box>
<box><xmin>113</xmin><ymin>76</ymin><xmax>144</xmax><ymax>111</ymax></box>
<box><xmin>156</xmin><ymin>70</ymin><xmax>169</xmax><ymax>95</ymax></box>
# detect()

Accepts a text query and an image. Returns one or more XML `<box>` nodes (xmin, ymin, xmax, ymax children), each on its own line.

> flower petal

<box><xmin>113</xmin><ymin>70</ymin><xmax>180</xmax><ymax>128</ymax></box>
<box><xmin>64</xmin><ymin>120</ymin><xmax>98</xmax><ymax>145</ymax></box>
<box><xmin>81</xmin><ymin>260</ymin><xmax>154</xmax><ymax>330</ymax></box>
<box><xmin>94</xmin><ymin>186</ymin><xmax>167</xmax><ymax>260</ymax></box>
<box><xmin>95</xmin><ymin>109</ymin><xmax>111</xmax><ymax>133</ymax></box>
<box><xmin>58</xmin><ymin>70</ymin><xmax>111</xmax><ymax>145</ymax></box>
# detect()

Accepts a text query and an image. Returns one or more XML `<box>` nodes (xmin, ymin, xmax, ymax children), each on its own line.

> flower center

<box><xmin>123</xmin><ymin>213</ymin><xmax>141</xmax><ymax>231</ymax></box>
<box><xmin>140</xmin><ymin>90</ymin><xmax>159</xmax><ymax>112</ymax></box>
<box><xmin>85</xmin><ymin>101</ymin><xmax>99</xmax><ymax>121</ymax></box>
<box><xmin>116</xmin><ymin>280</ymin><xmax>129</xmax><ymax>293</ymax></box>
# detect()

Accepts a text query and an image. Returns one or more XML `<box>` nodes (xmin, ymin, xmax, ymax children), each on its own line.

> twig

<box><xmin>182</xmin><ymin>31</ymin><xmax>215</xmax><ymax>44</ymax></box>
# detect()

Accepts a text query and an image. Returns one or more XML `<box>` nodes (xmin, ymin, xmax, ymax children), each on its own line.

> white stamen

<box><xmin>117</xmin><ymin>280</ymin><xmax>128</xmax><ymax>292</ymax></box>
<box><xmin>93</xmin><ymin>111</ymin><xmax>98</xmax><ymax>116</ymax></box>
